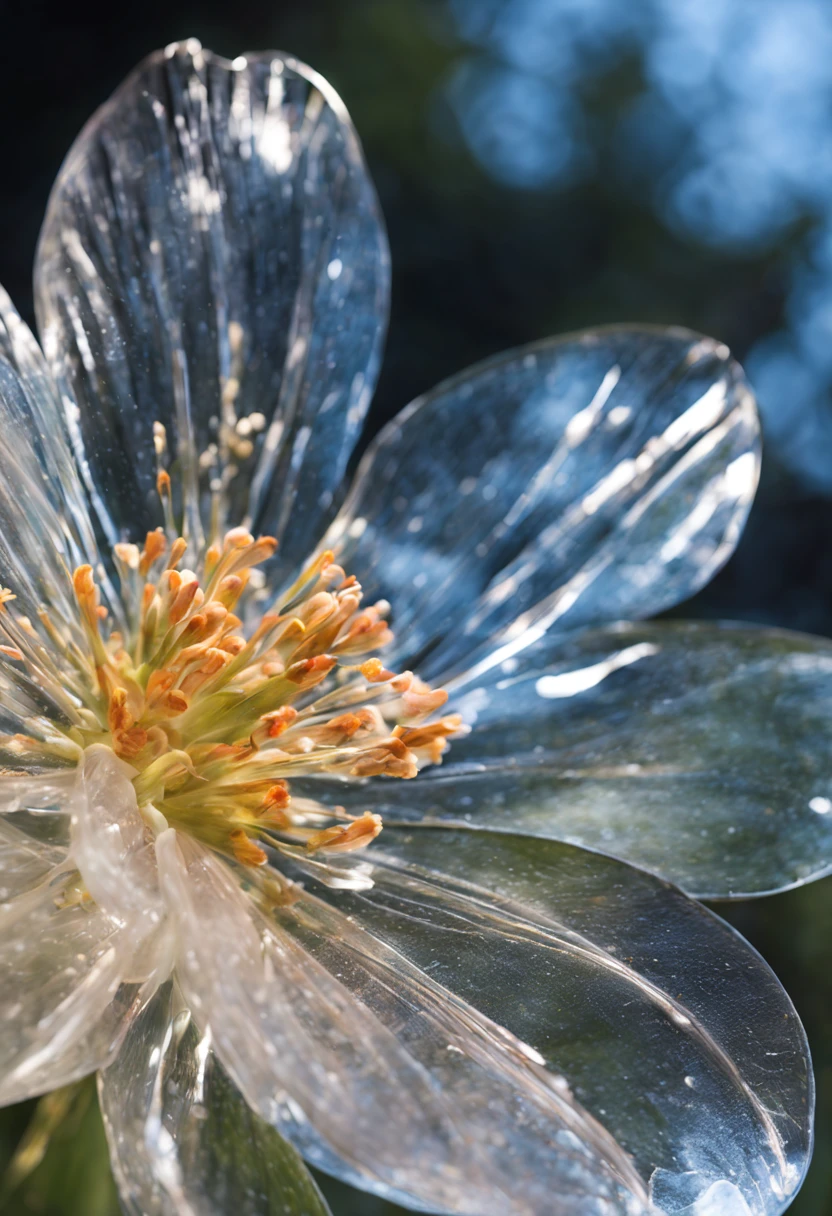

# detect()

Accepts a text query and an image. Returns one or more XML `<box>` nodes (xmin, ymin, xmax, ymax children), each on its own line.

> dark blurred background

<box><xmin>1</xmin><ymin>0</ymin><xmax>832</xmax><ymax>1211</ymax></box>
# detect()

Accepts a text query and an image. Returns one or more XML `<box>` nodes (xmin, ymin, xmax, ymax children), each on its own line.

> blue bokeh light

<box><xmin>446</xmin><ymin>0</ymin><xmax>832</xmax><ymax>490</ymax></box>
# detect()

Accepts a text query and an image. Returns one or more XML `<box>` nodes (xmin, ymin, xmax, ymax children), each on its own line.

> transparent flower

<box><xmin>0</xmin><ymin>39</ymin><xmax>816</xmax><ymax>1216</ymax></box>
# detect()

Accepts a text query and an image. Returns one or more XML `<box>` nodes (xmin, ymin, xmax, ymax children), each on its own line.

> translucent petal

<box><xmin>0</xmin><ymin>771</ymin><xmax>75</xmax><ymax>904</ymax></box>
<box><xmin>0</xmin><ymin>748</ymin><xmax>172</xmax><ymax>1105</ymax></box>
<box><xmin>0</xmin><ymin>862</ymin><xmax>151</xmax><ymax>1104</ymax></box>
<box><xmin>35</xmin><ymin>40</ymin><xmax>389</xmax><ymax>575</ymax></box>
<box><xmin>296</xmin><ymin>828</ymin><xmax>811</xmax><ymax>1216</ymax></box>
<box><xmin>0</xmin><ymin>812</ymin><xmax>68</xmax><ymax>901</ymax></box>
<box><xmin>0</xmin><ymin>285</ymin><xmax>102</xmax><ymax>622</ymax></box>
<box><xmin>323</xmin><ymin>326</ymin><xmax>759</xmax><ymax>679</ymax></box>
<box><xmin>99</xmin><ymin>981</ymin><xmax>332</xmax><ymax>1216</ymax></box>
<box><xmin>0</xmin><ymin>288</ymin><xmax>115</xmax><ymax>741</ymax></box>
<box><xmin>332</xmin><ymin>621</ymin><xmax>832</xmax><ymax>899</ymax></box>
<box><xmin>70</xmin><ymin>745</ymin><xmax>167</xmax><ymax>936</ymax></box>
<box><xmin>154</xmin><ymin>829</ymin><xmax>650</xmax><ymax>1216</ymax></box>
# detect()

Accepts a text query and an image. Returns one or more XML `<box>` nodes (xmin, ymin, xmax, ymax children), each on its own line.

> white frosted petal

<box><xmin>0</xmin><ymin>862</ymin><xmax>151</xmax><ymax>1104</ymax></box>
<box><xmin>35</xmin><ymin>41</ymin><xmax>388</xmax><ymax>577</ymax></box>
<box><xmin>325</xmin><ymin>326</ymin><xmax>759</xmax><ymax>680</ymax></box>
<box><xmin>0</xmin><ymin>747</ymin><xmax>174</xmax><ymax>1104</ymax></box>
<box><xmin>70</xmin><ymin>745</ymin><xmax>166</xmax><ymax>932</ymax></box>
<box><xmin>99</xmin><ymin>981</ymin><xmax>331</xmax><ymax>1216</ymax></box>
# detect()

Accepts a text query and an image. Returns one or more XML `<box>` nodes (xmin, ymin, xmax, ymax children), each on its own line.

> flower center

<box><xmin>0</xmin><ymin>431</ymin><xmax>462</xmax><ymax>874</ymax></box>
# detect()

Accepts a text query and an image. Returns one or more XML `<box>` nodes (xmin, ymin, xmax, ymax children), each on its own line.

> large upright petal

<box><xmin>35</xmin><ymin>40</ymin><xmax>389</xmax><ymax>572</ymax></box>
<box><xmin>323</xmin><ymin>326</ymin><xmax>759</xmax><ymax>679</ymax></box>
<box><xmin>319</xmin><ymin>621</ymin><xmax>832</xmax><ymax>899</ymax></box>
<box><xmin>99</xmin><ymin>981</ymin><xmax>331</xmax><ymax>1216</ymax></box>
<box><xmin>155</xmin><ymin>828</ymin><xmax>810</xmax><ymax>1216</ymax></box>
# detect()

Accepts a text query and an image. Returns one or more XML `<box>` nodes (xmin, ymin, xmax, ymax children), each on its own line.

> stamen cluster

<box><xmin>0</xmin><ymin>482</ymin><xmax>462</xmax><ymax>873</ymax></box>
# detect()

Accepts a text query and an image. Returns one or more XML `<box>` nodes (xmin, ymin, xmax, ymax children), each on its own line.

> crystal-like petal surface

<box><xmin>324</xmin><ymin>326</ymin><xmax>759</xmax><ymax>679</ymax></box>
<box><xmin>70</xmin><ymin>745</ymin><xmax>168</xmax><ymax>941</ymax></box>
<box><xmin>0</xmin><ymin>287</ymin><xmax>102</xmax><ymax>619</ymax></box>
<box><xmin>319</xmin><ymin>621</ymin><xmax>832</xmax><ymax>899</ymax></box>
<box><xmin>0</xmin><ymin>287</ymin><xmax>115</xmax><ymax>746</ymax></box>
<box><xmin>155</xmin><ymin>827</ymin><xmax>809</xmax><ymax>1216</ymax></box>
<box><xmin>99</xmin><ymin>981</ymin><xmax>332</xmax><ymax>1216</ymax></box>
<box><xmin>35</xmin><ymin>40</ymin><xmax>389</xmax><ymax>575</ymax></box>
<box><xmin>305</xmin><ymin>828</ymin><xmax>811</xmax><ymax>1216</ymax></box>
<box><xmin>0</xmin><ymin>861</ymin><xmax>149</xmax><ymax>1105</ymax></box>
<box><xmin>0</xmin><ymin>751</ymin><xmax>174</xmax><ymax>1105</ymax></box>
<box><xmin>154</xmin><ymin>829</ymin><xmax>650</xmax><ymax>1216</ymax></box>
<box><xmin>0</xmin><ymin>810</ymin><xmax>69</xmax><ymax>901</ymax></box>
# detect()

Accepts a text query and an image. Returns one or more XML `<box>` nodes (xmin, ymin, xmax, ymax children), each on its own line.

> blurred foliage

<box><xmin>0</xmin><ymin>1080</ymin><xmax>118</xmax><ymax>1215</ymax></box>
<box><xmin>1</xmin><ymin>0</ymin><xmax>832</xmax><ymax>1212</ymax></box>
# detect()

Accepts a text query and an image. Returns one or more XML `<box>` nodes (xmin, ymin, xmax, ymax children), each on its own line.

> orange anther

<box><xmin>285</xmin><ymin>654</ymin><xmax>337</xmax><ymax>687</ymax></box>
<box><xmin>169</xmin><ymin>577</ymin><xmax>202</xmax><ymax>624</ymax></box>
<box><xmin>306</xmin><ymin>812</ymin><xmax>383</xmax><ymax>854</ymax></box>
<box><xmin>166</xmin><ymin>537</ymin><xmax>188</xmax><ymax>569</ymax></box>
<box><xmin>360</xmin><ymin>658</ymin><xmax>395</xmax><ymax>683</ymax></box>
<box><xmin>262</xmin><ymin>782</ymin><xmax>291</xmax><ymax>809</ymax></box>
<box><xmin>140</xmin><ymin>528</ymin><xmax>167</xmax><ymax>575</ymax></box>
<box><xmin>108</xmin><ymin>686</ymin><xmax>132</xmax><ymax>734</ymax></box>
<box><xmin>218</xmin><ymin>635</ymin><xmax>246</xmax><ymax>655</ymax></box>
<box><xmin>223</xmin><ymin>526</ymin><xmax>254</xmax><ymax>550</ymax></box>
<box><xmin>73</xmin><ymin>565</ymin><xmax>95</xmax><ymax>600</ymax></box>
<box><xmin>162</xmin><ymin>689</ymin><xmax>189</xmax><ymax>716</ymax></box>
<box><xmin>229</xmin><ymin>829</ymin><xmax>268</xmax><ymax>867</ymax></box>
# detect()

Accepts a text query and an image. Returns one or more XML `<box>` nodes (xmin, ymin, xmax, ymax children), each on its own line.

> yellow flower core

<box><xmin>0</xmin><ymin>440</ymin><xmax>461</xmax><ymax>877</ymax></box>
